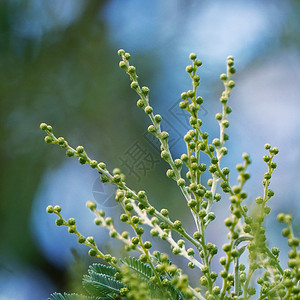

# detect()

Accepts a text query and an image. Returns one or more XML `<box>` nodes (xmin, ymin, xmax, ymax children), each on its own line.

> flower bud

<box><xmin>144</xmin><ymin>106</ymin><xmax>153</xmax><ymax>114</ymax></box>
<box><xmin>161</xmin><ymin>131</ymin><xmax>169</xmax><ymax>140</ymax></box>
<box><xmin>181</xmin><ymin>92</ymin><xmax>188</xmax><ymax>100</ymax></box>
<box><xmin>44</xmin><ymin>136</ymin><xmax>53</xmax><ymax>143</ymax></box>
<box><xmin>118</xmin><ymin>49</ymin><xmax>125</xmax><ymax>56</ymax></box>
<box><xmin>177</xmin><ymin>178</ymin><xmax>185</xmax><ymax>187</ymax></box>
<box><xmin>54</xmin><ymin>205</ymin><xmax>61</xmax><ymax>212</ymax></box>
<box><xmin>270</xmin><ymin>147</ymin><xmax>279</xmax><ymax>155</ymax></box>
<box><xmin>120</xmin><ymin>214</ymin><xmax>128</xmax><ymax>222</ymax></box>
<box><xmin>136</xmin><ymin>227</ymin><xmax>144</xmax><ymax>235</ymax></box>
<box><xmin>144</xmin><ymin>241</ymin><xmax>152</xmax><ymax>249</ymax></box>
<box><xmin>76</xmin><ymin>146</ymin><xmax>84</xmax><ymax>153</ymax></box>
<box><xmin>138</xmin><ymin>190</ymin><xmax>146</xmax><ymax>199</ymax></box>
<box><xmin>88</xmin><ymin>249</ymin><xmax>97</xmax><ymax>257</ymax></box>
<box><xmin>90</xmin><ymin>160</ymin><xmax>98</xmax><ymax>168</ymax></box>
<box><xmin>195</xmin><ymin>59</ymin><xmax>202</xmax><ymax>67</ymax></box>
<box><xmin>189</xmin><ymin>53</ymin><xmax>197</xmax><ymax>60</ymax></box>
<box><xmin>161</xmin><ymin>150</ymin><xmax>170</xmax><ymax>161</ymax></box>
<box><xmin>130</xmin><ymin>81</ymin><xmax>138</xmax><ymax>90</ymax></box>
<box><xmin>86</xmin><ymin>201</ymin><xmax>97</xmax><ymax>210</ymax></box>
<box><xmin>173</xmin><ymin>220</ymin><xmax>182</xmax><ymax>229</ymax></box>
<box><xmin>56</xmin><ymin>219</ymin><xmax>63</xmax><ymax>226</ymax></box>
<box><xmin>77</xmin><ymin>236</ymin><xmax>86</xmax><ymax>244</ymax></box>
<box><xmin>173</xmin><ymin>248</ymin><xmax>181</xmax><ymax>255</ymax></box>
<box><xmin>141</xmin><ymin>86</ymin><xmax>149</xmax><ymax>96</ymax></box>
<box><xmin>186</xmin><ymin>65</ymin><xmax>193</xmax><ymax>73</ymax></box>
<box><xmin>229</xmin><ymin>67</ymin><xmax>236</xmax><ymax>74</ymax></box>
<box><xmin>193</xmin><ymin>231</ymin><xmax>201</xmax><ymax>240</ymax></box>
<box><xmin>119</xmin><ymin>61</ymin><xmax>127</xmax><ymax>69</ymax></box>
<box><xmin>86</xmin><ymin>236</ymin><xmax>95</xmax><ymax>244</ymax></box>
<box><xmin>68</xmin><ymin>218</ymin><xmax>76</xmax><ymax>226</ymax></box>
<box><xmin>46</xmin><ymin>205</ymin><xmax>54</xmax><ymax>213</ymax></box>
<box><xmin>40</xmin><ymin>123</ymin><xmax>48</xmax><ymax>130</ymax></box>
<box><xmin>154</xmin><ymin>114</ymin><xmax>162</xmax><ymax>123</ymax></box>
<box><xmin>220</xmin><ymin>73</ymin><xmax>227</xmax><ymax>81</ymax></box>
<box><xmin>228</xmin><ymin>80</ymin><xmax>235</xmax><ymax>88</ymax></box>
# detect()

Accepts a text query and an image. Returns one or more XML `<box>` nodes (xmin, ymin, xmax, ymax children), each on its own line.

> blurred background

<box><xmin>1</xmin><ymin>0</ymin><xmax>300</xmax><ymax>298</ymax></box>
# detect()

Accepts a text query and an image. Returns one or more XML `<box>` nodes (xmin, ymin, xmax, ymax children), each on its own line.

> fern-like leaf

<box><xmin>82</xmin><ymin>272</ymin><xmax>124</xmax><ymax>297</ymax></box>
<box><xmin>146</xmin><ymin>254</ymin><xmax>185</xmax><ymax>299</ymax></box>
<box><xmin>152</xmin><ymin>251</ymin><xmax>171</xmax><ymax>266</ymax></box>
<box><xmin>49</xmin><ymin>292</ymin><xmax>96</xmax><ymax>300</ymax></box>
<box><xmin>121</xmin><ymin>256</ymin><xmax>154</xmax><ymax>279</ymax></box>
<box><xmin>88</xmin><ymin>263</ymin><xmax>117</xmax><ymax>279</ymax></box>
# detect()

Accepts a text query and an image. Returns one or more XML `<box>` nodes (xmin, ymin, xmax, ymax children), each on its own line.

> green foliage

<box><xmin>120</xmin><ymin>257</ymin><xmax>184</xmax><ymax>300</ymax></box>
<box><xmin>82</xmin><ymin>265</ymin><xmax>124</xmax><ymax>298</ymax></box>
<box><xmin>42</xmin><ymin>50</ymin><xmax>300</xmax><ymax>299</ymax></box>
<box><xmin>88</xmin><ymin>264</ymin><xmax>117</xmax><ymax>278</ymax></box>
<box><xmin>49</xmin><ymin>292</ymin><xmax>97</xmax><ymax>300</ymax></box>
<box><xmin>121</xmin><ymin>256</ymin><xmax>154</xmax><ymax>279</ymax></box>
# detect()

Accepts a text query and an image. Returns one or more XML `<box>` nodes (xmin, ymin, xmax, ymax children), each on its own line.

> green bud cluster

<box><xmin>41</xmin><ymin>50</ymin><xmax>296</xmax><ymax>300</ymax></box>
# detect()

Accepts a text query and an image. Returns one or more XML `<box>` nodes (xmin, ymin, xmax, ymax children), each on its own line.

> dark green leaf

<box><xmin>121</xmin><ymin>256</ymin><xmax>154</xmax><ymax>279</ymax></box>
<box><xmin>88</xmin><ymin>263</ymin><xmax>117</xmax><ymax>279</ymax></box>
<box><xmin>83</xmin><ymin>272</ymin><xmax>124</xmax><ymax>297</ymax></box>
<box><xmin>152</xmin><ymin>252</ymin><xmax>171</xmax><ymax>266</ymax></box>
<box><xmin>50</xmin><ymin>293</ymin><xmax>96</xmax><ymax>300</ymax></box>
